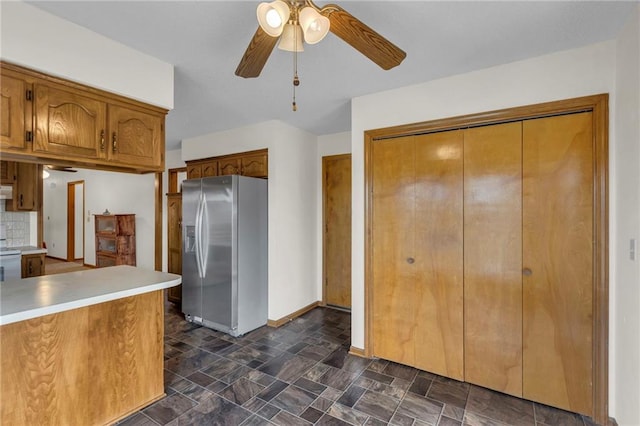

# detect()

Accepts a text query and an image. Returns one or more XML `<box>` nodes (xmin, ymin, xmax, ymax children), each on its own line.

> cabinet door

<box><xmin>6</xmin><ymin>162</ymin><xmax>38</xmax><ymax>211</ymax></box>
<box><xmin>21</xmin><ymin>254</ymin><xmax>44</xmax><ymax>278</ymax></box>
<box><xmin>187</xmin><ymin>164</ymin><xmax>202</xmax><ymax>179</ymax></box>
<box><xmin>464</xmin><ymin>122</ymin><xmax>523</xmax><ymax>396</ymax></box>
<box><xmin>218</xmin><ymin>158</ymin><xmax>240</xmax><ymax>175</ymax></box>
<box><xmin>34</xmin><ymin>83</ymin><xmax>107</xmax><ymax>159</ymax></box>
<box><xmin>201</xmin><ymin>161</ymin><xmax>218</xmax><ymax>177</ymax></box>
<box><xmin>167</xmin><ymin>195</ymin><xmax>182</xmax><ymax>274</ymax></box>
<box><xmin>522</xmin><ymin>112</ymin><xmax>593</xmax><ymax>416</ymax></box>
<box><xmin>167</xmin><ymin>194</ymin><xmax>182</xmax><ymax>304</ymax></box>
<box><xmin>108</xmin><ymin>105</ymin><xmax>162</xmax><ymax>168</ymax></box>
<box><xmin>0</xmin><ymin>161</ymin><xmax>16</xmax><ymax>184</ymax></box>
<box><xmin>241</xmin><ymin>153</ymin><xmax>267</xmax><ymax>178</ymax></box>
<box><xmin>0</xmin><ymin>74</ymin><xmax>28</xmax><ymax>151</ymax></box>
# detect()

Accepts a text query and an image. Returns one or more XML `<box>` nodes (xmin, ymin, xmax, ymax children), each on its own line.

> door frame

<box><xmin>322</xmin><ymin>153</ymin><xmax>352</xmax><ymax>309</ymax></box>
<box><xmin>66</xmin><ymin>180</ymin><xmax>85</xmax><ymax>262</ymax></box>
<box><xmin>364</xmin><ymin>94</ymin><xmax>609</xmax><ymax>424</ymax></box>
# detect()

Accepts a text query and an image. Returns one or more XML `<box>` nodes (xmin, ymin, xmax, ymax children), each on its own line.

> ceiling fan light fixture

<box><xmin>257</xmin><ymin>0</ymin><xmax>290</xmax><ymax>37</ymax></box>
<box><xmin>298</xmin><ymin>6</ymin><xmax>330</xmax><ymax>44</ymax></box>
<box><xmin>278</xmin><ymin>23</ymin><xmax>304</xmax><ymax>52</ymax></box>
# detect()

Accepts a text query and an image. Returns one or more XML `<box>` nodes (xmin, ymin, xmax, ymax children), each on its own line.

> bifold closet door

<box><xmin>372</xmin><ymin>135</ymin><xmax>416</xmax><ymax>366</ymax></box>
<box><xmin>522</xmin><ymin>112</ymin><xmax>593</xmax><ymax>416</ymax></box>
<box><xmin>413</xmin><ymin>131</ymin><xmax>464</xmax><ymax>379</ymax></box>
<box><xmin>463</xmin><ymin>122</ymin><xmax>523</xmax><ymax>396</ymax></box>
<box><xmin>372</xmin><ymin>131</ymin><xmax>464</xmax><ymax>379</ymax></box>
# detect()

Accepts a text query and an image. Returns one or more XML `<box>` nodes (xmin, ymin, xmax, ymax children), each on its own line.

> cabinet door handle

<box><xmin>112</xmin><ymin>132</ymin><xmax>117</xmax><ymax>153</ymax></box>
<box><xmin>100</xmin><ymin>129</ymin><xmax>105</xmax><ymax>150</ymax></box>
<box><xmin>19</xmin><ymin>194</ymin><xmax>23</xmax><ymax>207</ymax></box>
<box><xmin>407</xmin><ymin>257</ymin><xmax>415</xmax><ymax>264</ymax></box>
<box><xmin>28</xmin><ymin>261</ymin><xmax>33</xmax><ymax>275</ymax></box>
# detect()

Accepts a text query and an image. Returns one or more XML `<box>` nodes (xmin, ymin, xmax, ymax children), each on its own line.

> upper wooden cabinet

<box><xmin>0</xmin><ymin>62</ymin><xmax>167</xmax><ymax>173</ymax></box>
<box><xmin>108</xmin><ymin>104</ymin><xmax>162</xmax><ymax>168</ymax></box>
<box><xmin>0</xmin><ymin>73</ymin><xmax>29</xmax><ymax>151</ymax></box>
<box><xmin>0</xmin><ymin>161</ymin><xmax>16</xmax><ymax>185</ymax></box>
<box><xmin>187</xmin><ymin>160</ymin><xmax>217</xmax><ymax>179</ymax></box>
<box><xmin>34</xmin><ymin>82</ymin><xmax>107</xmax><ymax>159</ymax></box>
<box><xmin>186</xmin><ymin>149</ymin><xmax>268</xmax><ymax>180</ymax></box>
<box><xmin>5</xmin><ymin>162</ymin><xmax>39</xmax><ymax>212</ymax></box>
<box><xmin>241</xmin><ymin>152</ymin><xmax>267</xmax><ymax>177</ymax></box>
<box><xmin>218</xmin><ymin>157</ymin><xmax>240</xmax><ymax>175</ymax></box>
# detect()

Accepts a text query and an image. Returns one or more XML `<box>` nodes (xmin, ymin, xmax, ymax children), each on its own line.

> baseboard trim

<box><xmin>267</xmin><ymin>301</ymin><xmax>321</xmax><ymax>328</ymax></box>
<box><xmin>45</xmin><ymin>255</ymin><xmax>68</xmax><ymax>261</ymax></box>
<box><xmin>83</xmin><ymin>263</ymin><xmax>96</xmax><ymax>268</ymax></box>
<box><xmin>349</xmin><ymin>346</ymin><xmax>368</xmax><ymax>358</ymax></box>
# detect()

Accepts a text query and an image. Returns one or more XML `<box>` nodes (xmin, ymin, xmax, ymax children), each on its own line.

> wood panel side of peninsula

<box><xmin>0</xmin><ymin>290</ymin><xmax>164</xmax><ymax>425</ymax></box>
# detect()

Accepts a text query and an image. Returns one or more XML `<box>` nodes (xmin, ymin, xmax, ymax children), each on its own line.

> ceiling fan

<box><xmin>236</xmin><ymin>0</ymin><xmax>406</xmax><ymax>109</ymax></box>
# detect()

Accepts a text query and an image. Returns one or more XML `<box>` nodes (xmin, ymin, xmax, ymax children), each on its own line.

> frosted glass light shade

<box><xmin>299</xmin><ymin>7</ymin><xmax>330</xmax><ymax>44</ymax></box>
<box><xmin>257</xmin><ymin>0</ymin><xmax>290</xmax><ymax>37</ymax></box>
<box><xmin>278</xmin><ymin>23</ymin><xmax>304</xmax><ymax>52</ymax></box>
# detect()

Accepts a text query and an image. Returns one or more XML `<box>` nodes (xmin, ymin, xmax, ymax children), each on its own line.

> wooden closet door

<box><xmin>413</xmin><ymin>130</ymin><xmax>464</xmax><ymax>380</ymax></box>
<box><xmin>323</xmin><ymin>154</ymin><xmax>352</xmax><ymax>309</ymax></box>
<box><xmin>464</xmin><ymin>122</ymin><xmax>523</xmax><ymax>396</ymax></box>
<box><xmin>522</xmin><ymin>112</ymin><xmax>593</xmax><ymax>416</ymax></box>
<box><xmin>372</xmin><ymin>136</ymin><xmax>416</xmax><ymax>366</ymax></box>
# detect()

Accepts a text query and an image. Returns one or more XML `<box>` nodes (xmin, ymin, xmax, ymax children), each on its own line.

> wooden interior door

<box><xmin>522</xmin><ymin>112</ymin><xmax>594</xmax><ymax>416</ymax></box>
<box><xmin>464</xmin><ymin>122</ymin><xmax>523</xmax><ymax>396</ymax></box>
<box><xmin>372</xmin><ymin>135</ymin><xmax>416</xmax><ymax>366</ymax></box>
<box><xmin>413</xmin><ymin>130</ymin><xmax>464</xmax><ymax>380</ymax></box>
<box><xmin>323</xmin><ymin>154</ymin><xmax>352</xmax><ymax>309</ymax></box>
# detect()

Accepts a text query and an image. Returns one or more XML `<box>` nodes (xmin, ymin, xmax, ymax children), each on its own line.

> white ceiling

<box><xmin>26</xmin><ymin>1</ymin><xmax>637</xmax><ymax>151</ymax></box>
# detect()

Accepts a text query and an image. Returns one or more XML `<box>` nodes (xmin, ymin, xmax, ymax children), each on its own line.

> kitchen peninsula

<box><xmin>0</xmin><ymin>266</ymin><xmax>181</xmax><ymax>425</ymax></box>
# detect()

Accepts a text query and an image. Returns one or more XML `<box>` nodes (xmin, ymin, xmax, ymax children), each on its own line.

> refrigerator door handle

<box><xmin>195</xmin><ymin>192</ymin><xmax>204</xmax><ymax>278</ymax></box>
<box><xmin>200</xmin><ymin>193</ymin><xmax>209</xmax><ymax>278</ymax></box>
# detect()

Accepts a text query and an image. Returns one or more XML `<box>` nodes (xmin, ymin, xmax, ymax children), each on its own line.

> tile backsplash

<box><xmin>0</xmin><ymin>202</ymin><xmax>31</xmax><ymax>246</ymax></box>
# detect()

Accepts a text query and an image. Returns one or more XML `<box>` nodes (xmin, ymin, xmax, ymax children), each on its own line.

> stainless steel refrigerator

<box><xmin>182</xmin><ymin>175</ymin><xmax>267</xmax><ymax>336</ymax></box>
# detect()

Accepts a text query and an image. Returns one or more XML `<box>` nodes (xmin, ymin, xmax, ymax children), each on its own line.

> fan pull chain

<box><xmin>292</xmin><ymin>22</ymin><xmax>300</xmax><ymax>111</ymax></box>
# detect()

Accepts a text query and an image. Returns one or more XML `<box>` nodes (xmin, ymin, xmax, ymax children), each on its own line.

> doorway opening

<box><xmin>67</xmin><ymin>181</ymin><xmax>85</xmax><ymax>262</ymax></box>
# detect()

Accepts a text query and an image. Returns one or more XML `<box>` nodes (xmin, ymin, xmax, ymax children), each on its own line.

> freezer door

<box><xmin>181</xmin><ymin>179</ymin><xmax>202</xmax><ymax>319</ymax></box>
<box><xmin>201</xmin><ymin>176</ymin><xmax>235</xmax><ymax>331</ymax></box>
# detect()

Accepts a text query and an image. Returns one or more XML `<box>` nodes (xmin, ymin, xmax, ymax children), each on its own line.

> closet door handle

<box><xmin>406</xmin><ymin>257</ymin><xmax>415</xmax><ymax>264</ymax></box>
<box><xmin>523</xmin><ymin>268</ymin><xmax>533</xmax><ymax>276</ymax></box>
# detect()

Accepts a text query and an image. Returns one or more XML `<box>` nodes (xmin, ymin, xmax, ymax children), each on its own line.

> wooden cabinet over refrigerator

<box><xmin>94</xmin><ymin>214</ymin><xmax>136</xmax><ymax>267</ymax></box>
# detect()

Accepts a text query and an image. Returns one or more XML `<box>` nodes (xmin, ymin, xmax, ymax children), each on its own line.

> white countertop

<box><xmin>0</xmin><ymin>265</ymin><xmax>181</xmax><ymax>325</ymax></box>
<box><xmin>10</xmin><ymin>246</ymin><xmax>48</xmax><ymax>255</ymax></box>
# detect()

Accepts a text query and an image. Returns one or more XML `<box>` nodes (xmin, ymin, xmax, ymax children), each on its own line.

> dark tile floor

<box><xmin>118</xmin><ymin>302</ymin><xmax>597</xmax><ymax>426</ymax></box>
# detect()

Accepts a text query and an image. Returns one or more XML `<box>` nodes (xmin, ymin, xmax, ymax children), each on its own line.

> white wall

<box><xmin>351</xmin><ymin>40</ymin><xmax>627</xmax><ymax>417</ymax></box>
<box><xmin>0</xmin><ymin>2</ymin><xmax>173</xmax><ymax>109</ymax></box>
<box><xmin>613</xmin><ymin>6</ymin><xmax>640</xmax><ymax>425</ymax></box>
<box><xmin>43</xmin><ymin>169</ymin><xmax>156</xmax><ymax>270</ymax></box>
<box><xmin>315</xmin><ymin>132</ymin><xmax>352</xmax><ymax>300</ymax></box>
<box><xmin>182</xmin><ymin>120</ymin><xmax>318</xmax><ymax>320</ymax></box>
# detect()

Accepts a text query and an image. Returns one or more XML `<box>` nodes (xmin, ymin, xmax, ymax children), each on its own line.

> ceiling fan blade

<box><xmin>322</xmin><ymin>5</ymin><xmax>406</xmax><ymax>71</ymax></box>
<box><xmin>235</xmin><ymin>26</ymin><xmax>279</xmax><ymax>78</ymax></box>
<box><xmin>47</xmin><ymin>165</ymin><xmax>77</xmax><ymax>172</ymax></box>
